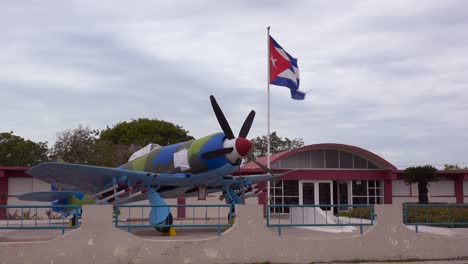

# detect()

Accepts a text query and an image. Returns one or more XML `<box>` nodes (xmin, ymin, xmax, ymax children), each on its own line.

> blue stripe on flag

<box><xmin>271</xmin><ymin>76</ymin><xmax>305</xmax><ymax>100</ymax></box>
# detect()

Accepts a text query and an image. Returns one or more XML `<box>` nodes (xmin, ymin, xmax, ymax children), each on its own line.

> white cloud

<box><xmin>1</xmin><ymin>0</ymin><xmax>467</xmax><ymax>168</ymax></box>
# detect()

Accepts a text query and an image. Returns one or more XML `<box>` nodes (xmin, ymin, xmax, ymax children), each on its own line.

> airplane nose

<box><xmin>235</xmin><ymin>138</ymin><xmax>252</xmax><ymax>157</ymax></box>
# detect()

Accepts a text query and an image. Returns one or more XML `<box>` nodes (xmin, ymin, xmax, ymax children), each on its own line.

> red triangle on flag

<box><xmin>269</xmin><ymin>37</ymin><xmax>291</xmax><ymax>82</ymax></box>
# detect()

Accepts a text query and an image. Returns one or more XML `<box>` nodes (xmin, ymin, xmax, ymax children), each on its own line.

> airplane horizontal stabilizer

<box><xmin>18</xmin><ymin>191</ymin><xmax>75</xmax><ymax>202</ymax></box>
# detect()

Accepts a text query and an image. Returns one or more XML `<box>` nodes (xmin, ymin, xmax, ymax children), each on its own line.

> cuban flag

<box><xmin>269</xmin><ymin>36</ymin><xmax>305</xmax><ymax>100</ymax></box>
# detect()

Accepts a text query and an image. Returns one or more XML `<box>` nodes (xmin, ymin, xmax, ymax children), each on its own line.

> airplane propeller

<box><xmin>210</xmin><ymin>95</ymin><xmax>235</xmax><ymax>139</ymax></box>
<box><xmin>246</xmin><ymin>154</ymin><xmax>275</xmax><ymax>175</ymax></box>
<box><xmin>201</xmin><ymin>95</ymin><xmax>255</xmax><ymax>161</ymax></box>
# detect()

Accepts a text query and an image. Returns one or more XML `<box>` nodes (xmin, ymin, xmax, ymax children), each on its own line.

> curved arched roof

<box><xmin>242</xmin><ymin>143</ymin><xmax>396</xmax><ymax>172</ymax></box>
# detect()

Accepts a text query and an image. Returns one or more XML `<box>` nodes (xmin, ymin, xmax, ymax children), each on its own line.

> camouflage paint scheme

<box><xmin>121</xmin><ymin>132</ymin><xmax>229</xmax><ymax>174</ymax></box>
<box><xmin>22</xmin><ymin>131</ymin><xmax>275</xmax><ymax>216</ymax></box>
<box><xmin>20</xmin><ymin>95</ymin><xmax>267</xmax><ymax>225</ymax></box>
<box><xmin>52</xmin><ymin>192</ymin><xmax>95</xmax><ymax>216</ymax></box>
<box><xmin>47</xmin><ymin>132</ymin><xmax>241</xmax><ymax>210</ymax></box>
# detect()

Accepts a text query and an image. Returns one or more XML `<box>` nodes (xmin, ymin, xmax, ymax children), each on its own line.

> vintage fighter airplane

<box><xmin>19</xmin><ymin>95</ymin><xmax>282</xmax><ymax>231</ymax></box>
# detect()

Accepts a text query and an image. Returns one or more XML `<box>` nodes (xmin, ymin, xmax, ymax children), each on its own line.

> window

<box><xmin>339</xmin><ymin>151</ymin><xmax>353</xmax><ymax>168</ymax></box>
<box><xmin>351</xmin><ymin>180</ymin><xmax>383</xmax><ymax>204</ymax></box>
<box><xmin>280</xmin><ymin>155</ymin><xmax>297</xmax><ymax>168</ymax></box>
<box><xmin>325</xmin><ymin>150</ymin><xmax>339</xmax><ymax>168</ymax></box>
<box><xmin>268</xmin><ymin>180</ymin><xmax>299</xmax><ymax>214</ymax></box>
<box><xmin>354</xmin><ymin>155</ymin><xmax>367</xmax><ymax>168</ymax></box>
<box><xmin>295</xmin><ymin>152</ymin><xmax>310</xmax><ymax>168</ymax></box>
<box><xmin>276</xmin><ymin>149</ymin><xmax>382</xmax><ymax>169</ymax></box>
<box><xmin>310</xmin><ymin>150</ymin><xmax>324</xmax><ymax>168</ymax></box>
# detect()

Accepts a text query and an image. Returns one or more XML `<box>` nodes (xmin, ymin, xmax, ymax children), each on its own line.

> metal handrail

<box><xmin>0</xmin><ymin>205</ymin><xmax>81</xmax><ymax>234</ymax></box>
<box><xmin>114</xmin><ymin>204</ymin><xmax>233</xmax><ymax>236</ymax></box>
<box><xmin>266</xmin><ymin>204</ymin><xmax>375</xmax><ymax>236</ymax></box>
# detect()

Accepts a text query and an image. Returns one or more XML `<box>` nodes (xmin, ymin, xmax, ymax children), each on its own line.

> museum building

<box><xmin>240</xmin><ymin>143</ymin><xmax>468</xmax><ymax>212</ymax></box>
<box><xmin>1</xmin><ymin>143</ymin><xmax>468</xmax><ymax>218</ymax></box>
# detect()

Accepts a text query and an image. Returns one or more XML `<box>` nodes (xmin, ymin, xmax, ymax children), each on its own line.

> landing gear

<box><xmin>228</xmin><ymin>206</ymin><xmax>236</xmax><ymax>224</ymax></box>
<box><xmin>155</xmin><ymin>213</ymin><xmax>173</xmax><ymax>233</ymax></box>
<box><xmin>222</xmin><ymin>187</ymin><xmax>241</xmax><ymax>225</ymax></box>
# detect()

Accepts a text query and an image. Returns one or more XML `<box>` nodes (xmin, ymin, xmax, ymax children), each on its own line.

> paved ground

<box><xmin>0</xmin><ymin>229</ymin><xmax>68</xmax><ymax>242</ymax></box>
<box><xmin>329</xmin><ymin>261</ymin><xmax>468</xmax><ymax>264</ymax></box>
<box><xmin>0</xmin><ymin>225</ymin><xmax>374</xmax><ymax>242</ymax></box>
<box><xmin>268</xmin><ymin>225</ymin><xmax>373</xmax><ymax>239</ymax></box>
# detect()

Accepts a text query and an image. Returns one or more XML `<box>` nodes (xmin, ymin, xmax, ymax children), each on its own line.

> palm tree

<box><xmin>404</xmin><ymin>165</ymin><xmax>438</xmax><ymax>204</ymax></box>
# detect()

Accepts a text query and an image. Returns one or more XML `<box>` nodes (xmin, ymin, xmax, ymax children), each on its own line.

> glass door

<box><xmin>337</xmin><ymin>181</ymin><xmax>350</xmax><ymax>211</ymax></box>
<box><xmin>318</xmin><ymin>182</ymin><xmax>332</xmax><ymax>210</ymax></box>
<box><xmin>300</xmin><ymin>181</ymin><xmax>333</xmax><ymax>211</ymax></box>
<box><xmin>301</xmin><ymin>182</ymin><xmax>315</xmax><ymax>205</ymax></box>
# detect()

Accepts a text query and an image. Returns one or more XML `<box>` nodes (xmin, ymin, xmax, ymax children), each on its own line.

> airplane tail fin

<box><xmin>51</xmin><ymin>185</ymin><xmax>62</xmax><ymax>191</ymax></box>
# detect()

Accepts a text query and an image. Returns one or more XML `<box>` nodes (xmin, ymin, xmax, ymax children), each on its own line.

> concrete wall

<box><xmin>1</xmin><ymin>203</ymin><xmax>468</xmax><ymax>263</ymax></box>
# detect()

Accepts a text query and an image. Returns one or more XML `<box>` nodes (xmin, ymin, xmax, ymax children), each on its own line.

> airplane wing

<box><xmin>220</xmin><ymin>171</ymin><xmax>291</xmax><ymax>189</ymax></box>
<box><xmin>26</xmin><ymin>162</ymin><xmax>193</xmax><ymax>194</ymax></box>
<box><xmin>18</xmin><ymin>191</ymin><xmax>76</xmax><ymax>202</ymax></box>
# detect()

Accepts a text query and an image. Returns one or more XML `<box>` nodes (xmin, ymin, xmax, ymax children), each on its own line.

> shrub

<box><xmin>7</xmin><ymin>209</ymin><xmax>38</xmax><ymax>220</ymax></box>
<box><xmin>337</xmin><ymin>207</ymin><xmax>372</xmax><ymax>219</ymax></box>
<box><xmin>405</xmin><ymin>204</ymin><xmax>468</xmax><ymax>227</ymax></box>
<box><xmin>349</xmin><ymin>207</ymin><xmax>372</xmax><ymax>219</ymax></box>
<box><xmin>46</xmin><ymin>209</ymin><xmax>63</xmax><ymax>219</ymax></box>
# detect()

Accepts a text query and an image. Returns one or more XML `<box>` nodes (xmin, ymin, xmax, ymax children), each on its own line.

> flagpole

<box><xmin>266</xmin><ymin>26</ymin><xmax>271</xmax><ymax>206</ymax></box>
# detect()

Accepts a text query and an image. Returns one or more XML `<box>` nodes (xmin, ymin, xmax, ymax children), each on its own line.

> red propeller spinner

<box><xmin>235</xmin><ymin>137</ymin><xmax>252</xmax><ymax>157</ymax></box>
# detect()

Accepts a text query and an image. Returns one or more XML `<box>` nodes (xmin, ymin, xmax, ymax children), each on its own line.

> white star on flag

<box><xmin>270</xmin><ymin>56</ymin><xmax>277</xmax><ymax>68</ymax></box>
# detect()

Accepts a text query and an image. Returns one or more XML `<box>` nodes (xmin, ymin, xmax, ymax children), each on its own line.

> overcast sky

<box><xmin>1</xmin><ymin>1</ymin><xmax>467</xmax><ymax>169</ymax></box>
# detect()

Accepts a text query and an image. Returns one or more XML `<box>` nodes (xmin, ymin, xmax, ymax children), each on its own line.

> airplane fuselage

<box><xmin>120</xmin><ymin>132</ymin><xmax>236</xmax><ymax>175</ymax></box>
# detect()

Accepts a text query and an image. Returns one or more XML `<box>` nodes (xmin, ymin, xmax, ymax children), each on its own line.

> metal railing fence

<box><xmin>0</xmin><ymin>205</ymin><xmax>81</xmax><ymax>234</ymax></box>
<box><xmin>403</xmin><ymin>203</ymin><xmax>468</xmax><ymax>233</ymax></box>
<box><xmin>266</xmin><ymin>204</ymin><xmax>375</xmax><ymax>236</ymax></box>
<box><xmin>114</xmin><ymin>204</ymin><xmax>233</xmax><ymax>236</ymax></box>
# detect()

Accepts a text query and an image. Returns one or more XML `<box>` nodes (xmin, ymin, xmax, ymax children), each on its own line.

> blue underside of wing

<box><xmin>18</xmin><ymin>191</ymin><xmax>75</xmax><ymax>202</ymax></box>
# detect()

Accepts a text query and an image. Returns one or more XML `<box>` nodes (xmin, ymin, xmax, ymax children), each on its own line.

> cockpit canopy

<box><xmin>128</xmin><ymin>143</ymin><xmax>161</xmax><ymax>162</ymax></box>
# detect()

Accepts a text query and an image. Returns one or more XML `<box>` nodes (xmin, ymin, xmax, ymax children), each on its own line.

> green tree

<box><xmin>404</xmin><ymin>165</ymin><xmax>438</xmax><ymax>204</ymax></box>
<box><xmin>443</xmin><ymin>164</ymin><xmax>468</xmax><ymax>170</ymax></box>
<box><xmin>0</xmin><ymin>132</ymin><xmax>48</xmax><ymax>166</ymax></box>
<box><xmin>249</xmin><ymin>131</ymin><xmax>304</xmax><ymax>160</ymax></box>
<box><xmin>89</xmin><ymin>140</ymin><xmax>140</xmax><ymax>167</ymax></box>
<box><xmin>50</xmin><ymin>119</ymin><xmax>194</xmax><ymax>167</ymax></box>
<box><xmin>49</xmin><ymin>125</ymin><xmax>99</xmax><ymax>164</ymax></box>
<box><xmin>99</xmin><ymin>118</ymin><xmax>194</xmax><ymax>146</ymax></box>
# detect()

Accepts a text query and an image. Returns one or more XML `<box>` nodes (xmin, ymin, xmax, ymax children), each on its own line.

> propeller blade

<box><xmin>210</xmin><ymin>95</ymin><xmax>235</xmax><ymax>139</ymax></box>
<box><xmin>247</xmin><ymin>155</ymin><xmax>275</xmax><ymax>175</ymax></box>
<box><xmin>201</xmin><ymin>147</ymin><xmax>234</xmax><ymax>159</ymax></box>
<box><xmin>238</xmin><ymin>110</ymin><xmax>256</xmax><ymax>138</ymax></box>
